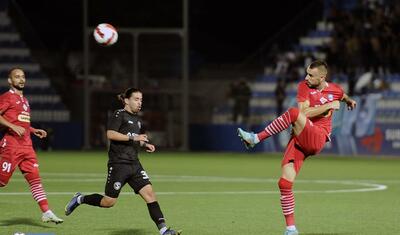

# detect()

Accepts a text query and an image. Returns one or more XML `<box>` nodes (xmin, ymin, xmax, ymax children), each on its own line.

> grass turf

<box><xmin>0</xmin><ymin>151</ymin><xmax>399</xmax><ymax>235</ymax></box>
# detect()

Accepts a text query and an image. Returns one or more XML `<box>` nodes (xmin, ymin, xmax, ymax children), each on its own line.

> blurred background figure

<box><xmin>229</xmin><ymin>79</ymin><xmax>252</xmax><ymax>124</ymax></box>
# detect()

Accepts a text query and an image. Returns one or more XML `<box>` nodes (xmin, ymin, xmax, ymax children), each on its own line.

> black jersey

<box><xmin>107</xmin><ymin>109</ymin><xmax>143</xmax><ymax>164</ymax></box>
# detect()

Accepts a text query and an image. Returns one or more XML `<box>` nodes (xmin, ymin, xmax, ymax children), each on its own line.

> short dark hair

<box><xmin>8</xmin><ymin>67</ymin><xmax>24</xmax><ymax>78</ymax></box>
<box><xmin>117</xmin><ymin>87</ymin><xmax>141</xmax><ymax>103</ymax></box>
<box><xmin>309</xmin><ymin>60</ymin><xmax>328</xmax><ymax>70</ymax></box>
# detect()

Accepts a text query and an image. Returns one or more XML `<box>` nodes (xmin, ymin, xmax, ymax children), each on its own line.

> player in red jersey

<box><xmin>238</xmin><ymin>60</ymin><xmax>356</xmax><ymax>235</ymax></box>
<box><xmin>0</xmin><ymin>68</ymin><xmax>63</xmax><ymax>224</ymax></box>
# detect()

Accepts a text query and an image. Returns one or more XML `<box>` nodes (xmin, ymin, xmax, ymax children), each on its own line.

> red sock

<box><xmin>278</xmin><ymin>177</ymin><xmax>295</xmax><ymax>226</ymax></box>
<box><xmin>257</xmin><ymin>107</ymin><xmax>300</xmax><ymax>141</ymax></box>
<box><xmin>26</xmin><ymin>175</ymin><xmax>49</xmax><ymax>212</ymax></box>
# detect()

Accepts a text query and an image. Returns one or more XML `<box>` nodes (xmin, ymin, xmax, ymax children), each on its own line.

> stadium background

<box><xmin>0</xmin><ymin>0</ymin><xmax>400</xmax><ymax>234</ymax></box>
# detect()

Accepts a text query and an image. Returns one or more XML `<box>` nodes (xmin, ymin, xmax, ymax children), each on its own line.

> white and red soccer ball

<box><xmin>93</xmin><ymin>23</ymin><xmax>118</xmax><ymax>46</ymax></box>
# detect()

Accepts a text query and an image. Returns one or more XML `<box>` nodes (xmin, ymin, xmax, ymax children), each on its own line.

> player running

<box><xmin>0</xmin><ymin>67</ymin><xmax>63</xmax><ymax>224</ymax></box>
<box><xmin>65</xmin><ymin>88</ymin><xmax>181</xmax><ymax>235</ymax></box>
<box><xmin>237</xmin><ymin>60</ymin><xmax>357</xmax><ymax>235</ymax></box>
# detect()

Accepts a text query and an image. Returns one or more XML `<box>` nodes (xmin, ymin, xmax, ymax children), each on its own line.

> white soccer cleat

<box><xmin>284</xmin><ymin>228</ymin><xmax>299</xmax><ymax>235</ymax></box>
<box><xmin>237</xmin><ymin>128</ymin><xmax>257</xmax><ymax>149</ymax></box>
<box><xmin>42</xmin><ymin>210</ymin><xmax>64</xmax><ymax>224</ymax></box>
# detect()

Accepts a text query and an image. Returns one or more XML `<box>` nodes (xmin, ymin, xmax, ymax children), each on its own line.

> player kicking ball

<box><xmin>65</xmin><ymin>88</ymin><xmax>181</xmax><ymax>235</ymax></box>
<box><xmin>238</xmin><ymin>60</ymin><xmax>356</xmax><ymax>235</ymax></box>
<box><xmin>0</xmin><ymin>68</ymin><xmax>63</xmax><ymax>224</ymax></box>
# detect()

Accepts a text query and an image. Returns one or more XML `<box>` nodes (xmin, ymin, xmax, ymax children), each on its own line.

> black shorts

<box><xmin>104</xmin><ymin>162</ymin><xmax>151</xmax><ymax>198</ymax></box>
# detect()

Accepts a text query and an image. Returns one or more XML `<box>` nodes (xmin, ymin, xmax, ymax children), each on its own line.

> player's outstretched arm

<box><xmin>341</xmin><ymin>93</ymin><xmax>357</xmax><ymax>110</ymax></box>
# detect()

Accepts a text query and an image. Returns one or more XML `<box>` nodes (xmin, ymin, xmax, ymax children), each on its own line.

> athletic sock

<box><xmin>81</xmin><ymin>193</ymin><xmax>103</xmax><ymax>207</ymax></box>
<box><xmin>278</xmin><ymin>177</ymin><xmax>295</xmax><ymax>226</ymax></box>
<box><xmin>257</xmin><ymin>107</ymin><xmax>300</xmax><ymax>141</ymax></box>
<box><xmin>26</xmin><ymin>176</ymin><xmax>49</xmax><ymax>213</ymax></box>
<box><xmin>147</xmin><ymin>201</ymin><xmax>166</xmax><ymax>231</ymax></box>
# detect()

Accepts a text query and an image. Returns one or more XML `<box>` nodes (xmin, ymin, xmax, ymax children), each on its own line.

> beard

<box><xmin>13</xmin><ymin>84</ymin><xmax>24</xmax><ymax>91</ymax></box>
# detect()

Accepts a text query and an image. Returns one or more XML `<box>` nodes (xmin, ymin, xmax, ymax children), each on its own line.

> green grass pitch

<box><xmin>0</xmin><ymin>151</ymin><xmax>399</xmax><ymax>235</ymax></box>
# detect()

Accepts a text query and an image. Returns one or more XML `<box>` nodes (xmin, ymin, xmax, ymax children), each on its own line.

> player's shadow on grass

<box><xmin>109</xmin><ymin>228</ymin><xmax>148</xmax><ymax>235</ymax></box>
<box><xmin>0</xmin><ymin>217</ymin><xmax>51</xmax><ymax>228</ymax></box>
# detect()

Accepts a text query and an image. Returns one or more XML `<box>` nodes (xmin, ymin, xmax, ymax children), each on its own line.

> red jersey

<box><xmin>0</xmin><ymin>89</ymin><xmax>32</xmax><ymax>146</ymax></box>
<box><xmin>296</xmin><ymin>80</ymin><xmax>344</xmax><ymax>137</ymax></box>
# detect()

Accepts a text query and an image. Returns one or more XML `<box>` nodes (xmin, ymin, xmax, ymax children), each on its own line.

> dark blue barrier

<box><xmin>31</xmin><ymin>122</ymin><xmax>83</xmax><ymax>150</ymax></box>
<box><xmin>189</xmin><ymin>123</ymin><xmax>400</xmax><ymax>156</ymax></box>
<box><xmin>189</xmin><ymin>124</ymin><xmax>278</xmax><ymax>152</ymax></box>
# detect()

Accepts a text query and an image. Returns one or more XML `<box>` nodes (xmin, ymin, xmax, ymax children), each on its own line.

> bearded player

<box><xmin>238</xmin><ymin>60</ymin><xmax>357</xmax><ymax>235</ymax></box>
<box><xmin>0</xmin><ymin>68</ymin><xmax>63</xmax><ymax>224</ymax></box>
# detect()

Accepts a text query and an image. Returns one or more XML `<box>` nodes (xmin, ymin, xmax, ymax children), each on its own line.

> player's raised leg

<box><xmin>238</xmin><ymin>107</ymin><xmax>306</xmax><ymax>148</ymax></box>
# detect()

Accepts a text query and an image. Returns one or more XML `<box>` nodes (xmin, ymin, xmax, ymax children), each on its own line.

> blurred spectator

<box><xmin>275</xmin><ymin>78</ymin><xmax>287</xmax><ymax>116</ymax></box>
<box><xmin>229</xmin><ymin>79</ymin><xmax>252</xmax><ymax>124</ymax></box>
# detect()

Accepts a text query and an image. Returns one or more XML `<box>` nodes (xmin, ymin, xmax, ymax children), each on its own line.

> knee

<box><xmin>101</xmin><ymin>197</ymin><xmax>117</xmax><ymax>208</ymax></box>
<box><xmin>278</xmin><ymin>177</ymin><xmax>293</xmax><ymax>190</ymax></box>
<box><xmin>139</xmin><ymin>186</ymin><xmax>157</xmax><ymax>203</ymax></box>
<box><xmin>287</xmin><ymin>107</ymin><xmax>300</xmax><ymax>121</ymax></box>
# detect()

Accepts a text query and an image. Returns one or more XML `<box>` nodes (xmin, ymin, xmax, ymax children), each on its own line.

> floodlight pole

<box><xmin>83</xmin><ymin>0</ymin><xmax>189</xmax><ymax>151</ymax></box>
<box><xmin>83</xmin><ymin>0</ymin><xmax>91</xmax><ymax>149</ymax></box>
<box><xmin>182</xmin><ymin>0</ymin><xmax>189</xmax><ymax>151</ymax></box>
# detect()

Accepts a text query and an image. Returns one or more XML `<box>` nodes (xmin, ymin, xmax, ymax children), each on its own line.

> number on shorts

<box><xmin>2</xmin><ymin>162</ymin><xmax>11</xmax><ymax>173</ymax></box>
<box><xmin>140</xmin><ymin>170</ymin><xmax>149</xmax><ymax>179</ymax></box>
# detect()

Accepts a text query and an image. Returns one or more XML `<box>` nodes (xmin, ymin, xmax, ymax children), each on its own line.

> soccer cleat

<box><xmin>41</xmin><ymin>210</ymin><xmax>63</xmax><ymax>224</ymax></box>
<box><xmin>237</xmin><ymin>128</ymin><xmax>257</xmax><ymax>149</ymax></box>
<box><xmin>65</xmin><ymin>192</ymin><xmax>82</xmax><ymax>216</ymax></box>
<box><xmin>162</xmin><ymin>228</ymin><xmax>182</xmax><ymax>235</ymax></box>
<box><xmin>284</xmin><ymin>228</ymin><xmax>299</xmax><ymax>235</ymax></box>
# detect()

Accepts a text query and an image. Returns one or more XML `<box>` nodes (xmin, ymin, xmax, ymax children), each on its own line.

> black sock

<box><xmin>147</xmin><ymin>201</ymin><xmax>166</xmax><ymax>229</ymax></box>
<box><xmin>81</xmin><ymin>193</ymin><xmax>103</xmax><ymax>207</ymax></box>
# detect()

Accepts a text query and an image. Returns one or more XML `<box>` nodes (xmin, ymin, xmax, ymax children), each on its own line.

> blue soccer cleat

<box><xmin>284</xmin><ymin>228</ymin><xmax>299</xmax><ymax>235</ymax></box>
<box><xmin>237</xmin><ymin>128</ymin><xmax>257</xmax><ymax>149</ymax></box>
<box><xmin>162</xmin><ymin>228</ymin><xmax>182</xmax><ymax>235</ymax></box>
<box><xmin>65</xmin><ymin>192</ymin><xmax>82</xmax><ymax>216</ymax></box>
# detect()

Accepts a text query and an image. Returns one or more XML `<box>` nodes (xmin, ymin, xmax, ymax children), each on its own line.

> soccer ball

<box><xmin>93</xmin><ymin>23</ymin><xmax>118</xmax><ymax>46</ymax></box>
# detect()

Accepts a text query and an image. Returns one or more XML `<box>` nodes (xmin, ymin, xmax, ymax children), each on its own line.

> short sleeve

<box><xmin>0</xmin><ymin>94</ymin><xmax>10</xmax><ymax>114</ymax></box>
<box><xmin>296</xmin><ymin>82</ymin><xmax>309</xmax><ymax>103</ymax></box>
<box><xmin>107</xmin><ymin>111</ymin><xmax>123</xmax><ymax>132</ymax></box>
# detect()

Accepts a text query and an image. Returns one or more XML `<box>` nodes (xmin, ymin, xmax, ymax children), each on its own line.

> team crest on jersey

<box><xmin>114</xmin><ymin>182</ymin><xmax>121</xmax><ymax>190</ymax></box>
<box><xmin>327</xmin><ymin>94</ymin><xmax>334</xmax><ymax>101</ymax></box>
<box><xmin>319</xmin><ymin>97</ymin><xmax>328</xmax><ymax>104</ymax></box>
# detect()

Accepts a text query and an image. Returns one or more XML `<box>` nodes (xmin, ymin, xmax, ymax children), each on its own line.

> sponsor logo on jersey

<box><xmin>23</xmin><ymin>104</ymin><xmax>28</xmax><ymax>111</ymax></box>
<box><xmin>327</xmin><ymin>94</ymin><xmax>334</xmax><ymax>101</ymax></box>
<box><xmin>128</xmin><ymin>121</ymin><xmax>134</xmax><ymax>124</ymax></box>
<box><xmin>138</xmin><ymin>121</ymin><xmax>141</xmax><ymax>129</ymax></box>
<box><xmin>33</xmin><ymin>163</ymin><xmax>39</xmax><ymax>168</ymax></box>
<box><xmin>113</xmin><ymin>182</ymin><xmax>121</xmax><ymax>190</ymax></box>
<box><xmin>310</xmin><ymin>91</ymin><xmax>317</xmax><ymax>95</ymax></box>
<box><xmin>319</xmin><ymin>97</ymin><xmax>328</xmax><ymax>104</ymax></box>
<box><xmin>17</xmin><ymin>114</ymin><xmax>30</xmax><ymax>123</ymax></box>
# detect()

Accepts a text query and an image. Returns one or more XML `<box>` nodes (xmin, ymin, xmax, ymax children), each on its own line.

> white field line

<box><xmin>0</xmin><ymin>174</ymin><xmax>388</xmax><ymax>195</ymax></box>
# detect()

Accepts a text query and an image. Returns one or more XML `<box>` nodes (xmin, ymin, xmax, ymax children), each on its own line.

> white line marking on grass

<box><xmin>0</xmin><ymin>174</ymin><xmax>387</xmax><ymax>195</ymax></box>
